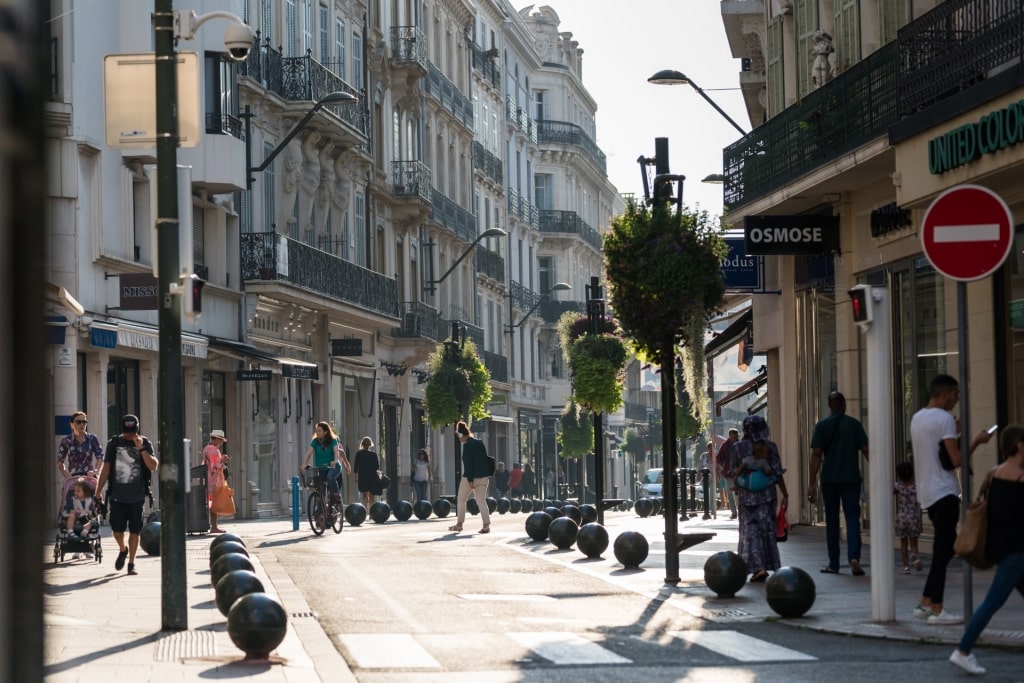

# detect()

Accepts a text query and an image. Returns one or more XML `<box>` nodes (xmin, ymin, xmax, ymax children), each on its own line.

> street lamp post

<box><xmin>505</xmin><ymin>282</ymin><xmax>571</xmax><ymax>382</ymax></box>
<box><xmin>422</xmin><ymin>228</ymin><xmax>507</xmax><ymax>297</ymax></box>
<box><xmin>444</xmin><ymin>321</ymin><xmax>467</xmax><ymax>488</ymax></box>
<box><xmin>647</xmin><ymin>69</ymin><xmax>748</xmax><ymax>136</ymax></box>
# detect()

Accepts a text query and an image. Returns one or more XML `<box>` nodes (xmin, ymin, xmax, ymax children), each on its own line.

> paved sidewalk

<box><xmin>43</xmin><ymin>509</ymin><xmax>1023</xmax><ymax>682</ymax></box>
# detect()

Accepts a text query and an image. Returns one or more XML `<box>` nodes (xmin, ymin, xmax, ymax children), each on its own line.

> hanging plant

<box><xmin>568</xmin><ymin>332</ymin><xmax>628</xmax><ymax>414</ymax></box>
<box><xmin>423</xmin><ymin>338</ymin><xmax>492</xmax><ymax>428</ymax></box>
<box><xmin>678</xmin><ymin>315</ymin><xmax>710</xmax><ymax>428</ymax></box>
<box><xmin>557</xmin><ymin>401</ymin><xmax>593</xmax><ymax>459</ymax></box>
<box><xmin>604</xmin><ymin>201</ymin><xmax>727</xmax><ymax>366</ymax></box>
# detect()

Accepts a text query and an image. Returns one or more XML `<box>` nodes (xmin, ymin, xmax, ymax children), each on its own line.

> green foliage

<box><xmin>423</xmin><ymin>338</ymin><xmax>492</xmax><ymax>428</ymax></box>
<box><xmin>678</xmin><ymin>314</ymin><xmax>710</xmax><ymax>427</ymax></box>
<box><xmin>568</xmin><ymin>333</ymin><xmax>628</xmax><ymax>414</ymax></box>
<box><xmin>557</xmin><ymin>402</ymin><xmax>593</xmax><ymax>459</ymax></box>
<box><xmin>675</xmin><ymin>389</ymin><xmax>704</xmax><ymax>441</ymax></box>
<box><xmin>622</xmin><ymin>427</ymin><xmax>645</xmax><ymax>456</ymax></box>
<box><xmin>604</xmin><ymin>201</ymin><xmax>728</xmax><ymax>366</ymax></box>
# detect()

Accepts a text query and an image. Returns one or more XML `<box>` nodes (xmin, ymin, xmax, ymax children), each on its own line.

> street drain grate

<box><xmin>290</xmin><ymin>611</ymin><xmax>318</xmax><ymax>619</ymax></box>
<box><xmin>153</xmin><ymin>630</ymin><xmax>216</xmax><ymax>661</ymax></box>
<box><xmin>712</xmin><ymin>608</ymin><xmax>752</xmax><ymax>618</ymax></box>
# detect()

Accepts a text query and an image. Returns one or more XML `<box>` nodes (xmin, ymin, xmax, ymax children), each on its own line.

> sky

<box><xmin>523</xmin><ymin>1</ymin><xmax>750</xmax><ymax>218</ymax></box>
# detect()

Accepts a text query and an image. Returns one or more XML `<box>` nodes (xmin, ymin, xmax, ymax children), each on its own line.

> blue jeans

<box><xmin>412</xmin><ymin>479</ymin><xmax>428</xmax><ymax>502</ymax></box>
<box><xmin>959</xmin><ymin>551</ymin><xmax>1024</xmax><ymax>653</ymax></box>
<box><xmin>822</xmin><ymin>481</ymin><xmax>862</xmax><ymax>569</ymax></box>
<box><xmin>324</xmin><ymin>465</ymin><xmax>341</xmax><ymax>495</ymax></box>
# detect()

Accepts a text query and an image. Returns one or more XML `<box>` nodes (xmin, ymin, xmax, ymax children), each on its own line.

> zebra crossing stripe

<box><xmin>507</xmin><ymin>632</ymin><xmax>632</xmax><ymax>665</ymax></box>
<box><xmin>338</xmin><ymin>633</ymin><xmax>441</xmax><ymax>669</ymax></box>
<box><xmin>669</xmin><ymin>630</ymin><xmax>817</xmax><ymax>662</ymax></box>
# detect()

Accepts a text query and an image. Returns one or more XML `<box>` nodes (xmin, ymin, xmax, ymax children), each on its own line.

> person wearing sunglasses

<box><xmin>57</xmin><ymin>411</ymin><xmax>103</xmax><ymax>479</ymax></box>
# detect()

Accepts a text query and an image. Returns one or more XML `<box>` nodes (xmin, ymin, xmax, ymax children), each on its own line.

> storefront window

<box><xmin>999</xmin><ymin>229</ymin><xmax>1024</xmax><ymax>432</ymax></box>
<box><xmin>200</xmin><ymin>371</ymin><xmax>225</xmax><ymax>452</ymax></box>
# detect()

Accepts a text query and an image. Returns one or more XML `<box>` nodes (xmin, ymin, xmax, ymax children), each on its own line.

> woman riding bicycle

<box><xmin>301</xmin><ymin>421</ymin><xmax>351</xmax><ymax>504</ymax></box>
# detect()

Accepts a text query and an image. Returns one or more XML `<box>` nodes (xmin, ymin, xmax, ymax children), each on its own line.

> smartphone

<box><xmin>987</xmin><ymin>424</ymin><xmax>999</xmax><ymax>435</ymax></box>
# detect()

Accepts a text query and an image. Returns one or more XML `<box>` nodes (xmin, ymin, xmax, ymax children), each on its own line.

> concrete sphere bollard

<box><xmin>704</xmin><ymin>551</ymin><xmax>749</xmax><ymax>598</ymax></box>
<box><xmin>413</xmin><ymin>500</ymin><xmax>433</xmax><ymax>520</ymax></box>
<box><xmin>561</xmin><ymin>504</ymin><xmax>583</xmax><ymax>525</ymax></box>
<box><xmin>497</xmin><ymin>497</ymin><xmax>511</xmax><ymax>514</ymax></box>
<box><xmin>577</xmin><ymin>522</ymin><xmax>610</xmax><ymax>558</ymax></box>
<box><xmin>524</xmin><ymin>511</ymin><xmax>553</xmax><ymax>541</ymax></box>
<box><xmin>432</xmin><ymin>498</ymin><xmax>452</xmax><ymax>518</ymax></box>
<box><xmin>139</xmin><ymin>521</ymin><xmax>161</xmax><ymax>556</ymax></box>
<box><xmin>146</xmin><ymin>510</ymin><xmax>161</xmax><ymax>524</ymax></box>
<box><xmin>579</xmin><ymin>504</ymin><xmax>598</xmax><ymax>525</ymax></box>
<box><xmin>466</xmin><ymin>496</ymin><xmax>479</xmax><ymax>515</ymax></box>
<box><xmin>344</xmin><ymin>503</ymin><xmax>367</xmax><ymax>527</ymax></box>
<box><xmin>542</xmin><ymin>499</ymin><xmax>553</xmax><ymax>509</ymax></box>
<box><xmin>518</xmin><ymin>498</ymin><xmax>532</xmax><ymax>513</ymax></box>
<box><xmin>392</xmin><ymin>500</ymin><xmax>413</xmax><ymax>521</ymax></box>
<box><xmin>765</xmin><ymin>566</ymin><xmax>816</xmax><ymax>618</ymax></box>
<box><xmin>548</xmin><ymin>517</ymin><xmax>579</xmax><ymax>550</ymax></box>
<box><xmin>486</xmin><ymin>497</ymin><xmax>498</xmax><ymax>514</ymax></box>
<box><xmin>210</xmin><ymin>533</ymin><xmax>245</xmax><ymax>552</ymax></box>
<box><xmin>227</xmin><ymin>593</ymin><xmax>288</xmax><ymax>661</ymax></box>
<box><xmin>552</xmin><ymin>499</ymin><xmax>565</xmax><ymax>509</ymax></box>
<box><xmin>209</xmin><ymin>540</ymin><xmax>249</xmax><ymax>569</ymax></box>
<box><xmin>651</xmin><ymin>497</ymin><xmax>662</xmax><ymax>515</ymax></box>
<box><xmin>634</xmin><ymin>498</ymin><xmax>654</xmax><ymax>518</ymax></box>
<box><xmin>544</xmin><ymin>506</ymin><xmax>562</xmax><ymax>520</ymax></box>
<box><xmin>211</xmin><ymin>552</ymin><xmax>255</xmax><ymax>587</ymax></box>
<box><xmin>369</xmin><ymin>501</ymin><xmax>391</xmax><ymax>524</ymax></box>
<box><xmin>613</xmin><ymin>530</ymin><xmax>649</xmax><ymax>569</ymax></box>
<box><xmin>215</xmin><ymin>569</ymin><xmax>265</xmax><ymax>617</ymax></box>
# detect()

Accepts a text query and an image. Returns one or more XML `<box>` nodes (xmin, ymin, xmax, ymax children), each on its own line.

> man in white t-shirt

<box><xmin>909</xmin><ymin>374</ymin><xmax>992</xmax><ymax>625</ymax></box>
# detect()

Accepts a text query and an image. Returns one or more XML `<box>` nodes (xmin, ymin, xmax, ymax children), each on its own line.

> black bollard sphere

<box><xmin>519</xmin><ymin>498</ymin><xmax>532</xmax><ymax>513</ymax></box>
<box><xmin>579</xmin><ymin>504</ymin><xmax>598</xmax><ymax>525</ymax></box>
<box><xmin>139</xmin><ymin>521</ymin><xmax>161</xmax><ymax>556</ymax></box>
<box><xmin>497</xmin><ymin>498</ymin><xmax>511</xmax><ymax>514</ymax></box>
<box><xmin>651</xmin><ymin>498</ymin><xmax>662</xmax><ymax>515</ymax></box>
<box><xmin>509</xmin><ymin>497</ymin><xmax>522</xmax><ymax>513</ymax></box>
<box><xmin>765</xmin><ymin>566</ymin><xmax>816</xmax><ymax>618</ymax></box>
<box><xmin>561</xmin><ymin>504</ymin><xmax>583</xmax><ymax>525</ymax></box>
<box><xmin>552</xmin><ymin>499</ymin><xmax>565</xmax><ymax>509</ymax></box>
<box><xmin>613</xmin><ymin>530</ymin><xmax>649</xmax><ymax>569</ymax></box>
<box><xmin>432</xmin><ymin>498</ymin><xmax>452</xmax><ymax>518</ymax></box>
<box><xmin>577</xmin><ymin>523</ymin><xmax>610</xmax><ymax>558</ymax></box>
<box><xmin>542</xmin><ymin>499</ymin><xmax>553</xmax><ymax>509</ymax></box>
<box><xmin>211</xmin><ymin>552</ymin><xmax>255</xmax><ymax>587</ymax></box>
<box><xmin>345</xmin><ymin>503</ymin><xmax>367</xmax><ymax>527</ymax></box>
<box><xmin>369</xmin><ymin>501</ymin><xmax>391</xmax><ymax>524</ymax></box>
<box><xmin>215</xmin><ymin>569</ymin><xmax>265</xmax><ymax>617</ymax></box>
<box><xmin>227</xmin><ymin>593</ymin><xmax>287</xmax><ymax>660</ymax></box>
<box><xmin>704</xmin><ymin>551</ymin><xmax>749</xmax><ymax>598</ymax></box>
<box><xmin>465</xmin><ymin>496</ymin><xmax>477</xmax><ymax>515</ymax></box>
<box><xmin>620</xmin><ymin>500</ymin><xmax>632</xmax><ymax>512</ymax></box>
<box><xmin>146</xmin><ymin>510</ymin><xmax>161</xmax><ymax>524</ymax></box>
<box><xmin>548</xmin><ymin>517</ymin><xmax>579</xmax><ymax>550</ymax></box>
<box><xmin>486</xmin><ymin>497</ymin><xmax>497</xmax><ymax>514</ymax></box>
<box><xmin>532</xmin><ymin>499</ymin><xmax>544</xmax><ymax>513</ymax></box>
<box><xmin>524</xmin><ymin>511</ymin><xmax>553</xmax><ymax>541</ymax></box>
<box><xmin>634</xmin><ymin>498</ymin><xmax>654</xmax><ymax>518</ymax></box>
<box><xmin>392</xmin><ymin>500</ymin><xmax>414</xmax><ymax>521</ymax></box>
<box><xmin>544</xmin><ymin>506</ymin><xmax>562</xmax><ymax>520</ymax></box>
<box><xmin>210</xmin><ymin>532</ymin><xmax>245</xmax><ymax>551</ymax></box>
<box><xmin>413</xmin><ymin>500</ymin><xmax>433</xmax><ymax>520</ymax></box>
<box><xmin>210</xmin><ymin>540</ymin><xmax>249</xmax><ymax>569</ymax></box>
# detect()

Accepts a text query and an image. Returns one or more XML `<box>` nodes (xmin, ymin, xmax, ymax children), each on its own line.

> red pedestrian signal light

<box><xmin>849</xmin><ymin>285</ymin><xmax>873</xmax><ymax>327</ymax></box>
<box><xmin>182</xmin><ymin>273</ymin><xmax>205</xmax><ymax>322</ymax></box>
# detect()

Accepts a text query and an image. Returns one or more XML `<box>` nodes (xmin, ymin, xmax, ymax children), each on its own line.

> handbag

<box><xmin>953</xmin><ymin>469</ymin><xmax>994</xmax><ymax>569</ymax></box>
<box><xmin>210</xmin><ymin>482</ymin><xmax>235</xmax><ymax>515</ymax></box>
<box><xmin>376</xmin><ymin>471</ymin><xmax>390</xmax><ymax>494</ymax></box>
<box><xmin>776</xmin><ymin>504</ymin><xmax>789</xmax><ymax>542</ymax></box>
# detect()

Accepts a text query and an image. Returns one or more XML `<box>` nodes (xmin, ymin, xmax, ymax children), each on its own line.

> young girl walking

<box><xmin>894</xmin><ymin>461</ymin><xmax>924</xmax><ymax>574</ymax></box>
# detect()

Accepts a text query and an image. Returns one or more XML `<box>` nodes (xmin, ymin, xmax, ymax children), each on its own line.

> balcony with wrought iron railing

<box><xmin>509</xmin><ymin>281</ymin><xmax>541</xmax><ymax>312</ymax></box>
<box><xmin>472</xmin><ymin>141</ymin><xmax>503</xmax><ymax>185</ymax></box>
<box><xmin>391</xmin><ymin>160</ymin><xmax>432</xmax><ymax>201</ymax></box>
<box><xmin>390</xmin><ymin>26</ymin><xmax>427</xmax><ymax>72</ymax></box>
<box><xmin>240</xmin><ymin>232</ymin><xmax>398</xmax><ymax>318</ymax></box>
<box><xmin>471</xmin><ymin>43</ymin><xmax>502</xmax><ymax>90</ymax></box>
<box><xmin>480</xmin><ymin>349</ymin><xmax>509</xmax><ymax>384</ymax></box>
<box><xmin>474</xmin><ymin>246</ymin><xmax>505</xmax><ymax>284</ymax></box>
<box><xmin>429</xmin><ymin>187</ymin><xmax>477</xmax><ymax>243</ymax></box>
<box><xmin>240</xmin><ymin>37</ymin><xmax>367</xmax><ymax>136</ymax></box>
<box><xmin>205</xmin><ymin>112</ymin><xmax>243</xmax><ymax>138</ymax></box>
<box><xmin>505</xmin><ymin>94</ymin><xmax>538</xmax><ymax>142</ymax></box>
<box><xmin>426</xmin><ymin>62</ymin><xmax>474</xmax><ymax>129</ymax></box>
<box><xmin>538</xmin><ymin>209</ymin><xmax>603</xmax><ymax>253</ymax></box>
<box><xmin>506</xmin><ymin>188</ymin><xmax>539</xmax><ymax>229</ymax></box>
<box><xmin>541</xmin><ymin>299</ymin><xmax>586</xmax><ymax>324</ymax></box>
<box><xmin>537</xmin><ymin>120</ymin><xmax>607</xmax><ymax>173</ymax></box>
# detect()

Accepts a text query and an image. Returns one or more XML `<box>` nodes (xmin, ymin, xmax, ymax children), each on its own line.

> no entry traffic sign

<box><xmin>920</xmin><ymin>184</ymin><xmax>1014</xmax><ymax>281</ymax></box>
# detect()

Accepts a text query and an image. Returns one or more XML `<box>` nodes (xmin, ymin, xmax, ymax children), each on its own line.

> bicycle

<box><xmin>300</xmin><ymin>467</ymin><xmax>344</xmax><ymax>536</ymax></box>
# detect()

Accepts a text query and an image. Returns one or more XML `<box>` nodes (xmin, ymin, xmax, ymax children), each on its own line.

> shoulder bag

<box><xmin>953</xmin><ymin>469</ymin><xmax>995</xmax><ymax>569</ymax></box>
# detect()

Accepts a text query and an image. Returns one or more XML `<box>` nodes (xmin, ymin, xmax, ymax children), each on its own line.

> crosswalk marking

<box><xmin>669</xmin><ymin>630</ymin><xmax>817</xmax><ymax>662</ymax></box>
<box><xmin>457</xmin><ymin>593</ymin><xmax>555</xmax><ymax>602</ymax></box>
<box><xmin>338</xmin><ymin>633</ymin><xmax>441</xmax><ymax>669</ymax></box>
<box><xmin>507</xmin><ymin>631</ymin><xmax>632</xmax><ymax>665</ymax></box>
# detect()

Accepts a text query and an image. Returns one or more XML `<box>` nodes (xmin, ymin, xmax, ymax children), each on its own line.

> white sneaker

<box><xmin>912</xmin><ymin>605</ymin><xmax>933</xmax><ymax>620</ymax></box>
<box><xmin>928</xmin><ymin>609</ymin><xmax>963</xmax><ymax>625</ymax></box>
<box><xmin>949</xmin><ymin>649</ymin><xmax>986</xmax><ymax>675</ymax></box>
<box><xmin>71</xmin><ymin>553</ymin><xmax>81</xmax><ymax>560</ymax></box>
<box><xmin>84</xmin><ymin>552</ymin><xmax>94</xmax><ymax>559</ymax></box>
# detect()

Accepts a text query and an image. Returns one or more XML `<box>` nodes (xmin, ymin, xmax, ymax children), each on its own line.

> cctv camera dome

<box><xmin>223</xmin><ymin>23</ymin><xmax>254</xmax><ymax>62</ymax></box>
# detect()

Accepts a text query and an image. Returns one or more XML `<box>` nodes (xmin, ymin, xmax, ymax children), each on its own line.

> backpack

<box><xmin>485</xmin><ymin>452</ymin><xmax>496</xmax><ymax>476</ymax></box>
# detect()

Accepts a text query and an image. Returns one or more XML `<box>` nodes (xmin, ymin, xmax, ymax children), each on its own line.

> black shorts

<box><xmin>107</xmin><ymin>500</ymin><xmax>145</xmax><ymax>534</ymax></box>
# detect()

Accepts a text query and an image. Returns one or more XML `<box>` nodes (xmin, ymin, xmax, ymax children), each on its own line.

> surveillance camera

<box><xmin>223</xmin><ymin>23</ymin><xmax>254</xmax><ymax>62</ymax></box>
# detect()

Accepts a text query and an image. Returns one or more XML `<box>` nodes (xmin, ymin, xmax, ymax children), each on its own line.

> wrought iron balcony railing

<box><xmin>474</xmin><ymin>246</ymin><xmax>505</xmax><ymax>284</ymax></box>
<box><xmin>537</xmin><ymin>120</ymin><xmax>607</xmax><ymax>173</ymax></box>
<box><xmin>394</xmin><ymin>301</ymin><xmax>444</xmax><ymax>341</ymax></box>
<box><xmin>541</xmin><ymin>299</ymin><xmax>586</xmax><ymax>324</ymax></box>
<box><xmin>429</xmin><ymin>187</ymin><xmax>477</xmax><ymax>243</ymax></box>
<box><xmin>205</xmin><ymin>112</ymin><xmax>243</xmax><ymax>138</ymax></box>
<box><xmin>470</xmin><ymin>43</ymin><xmax>502</xmax><ymax>90</ymax></box>
<box><xmin>240</xmin><ymin>232</ymin><xmax>399</xmax><ymax>318</ymax></box>
<box><xmin>538</xmin><ymin>209</ymin><xmax>603</xmax><ymax>253</ymax></box>
<box><xmin>505</xmin><ymin>94</ymin><xmax>538</xmax><ymax>142</ymax></box>
<box><xmin>240</xmin><ymin>38</ymin><xmax>367</xmax><ymax>135</ymax></box>
<box><xmin>391</xmin><ymin>160</ymin><xmax>432</xmax><ymax>201</ymax></box>
<box><xmin>472</xmin><ymin>141</ymin><xmax>503</xmax><ymax>185</ymax></box>
<box><xmin>426</xmin><ymin>62</ymin><xmax>474</xmax><ymax>129</ymax></box>
<box><xmin>506</xmin><ymin>188</ymin><xmax>539</xmax><ymax>229</ymax></box>
<box><xmin>480</xmin><ymin>349</ymin><xmax>509</xmax><ymax>384</ymax></box>
<box><xmin>390</xmin><ymin>26</ymin><xmax>427</xmax><ymax>70</ymax></box>
<box><xmin>509</xmin><ymin>281</ymin><xmax>541</xmax><ymax>311</ymax></box>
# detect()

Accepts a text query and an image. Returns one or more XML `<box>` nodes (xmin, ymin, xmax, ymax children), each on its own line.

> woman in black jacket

<box><xmin>448</xmin><ymin>421</ymin><xmax>492</xmax><ymax>534</ymax></box>
<box><xmin>353</xmin><ymin>436</ymin><xmax>381</xmax><ymax>510</ymax></box>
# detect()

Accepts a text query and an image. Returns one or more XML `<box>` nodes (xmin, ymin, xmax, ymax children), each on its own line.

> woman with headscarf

<box><xmin>729</xmin><ymin>415</ymin><xmax>789</xmax><ymax>582</ymax></box>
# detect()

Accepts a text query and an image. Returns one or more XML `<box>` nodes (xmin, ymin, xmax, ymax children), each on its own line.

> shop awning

<box><xmin>207</xmin><ymin>337</ymin><xmax>278</xmax><ymax>363</ymax></box>
<box><xmin>715</xmin><ymin>368</ymin><xmax>768</xmax><ymax>416</ymax></box>
<box><xmin>705</xmin><ymin>310</ymin><xmax>752</xmax><ymax>359</ymax></box>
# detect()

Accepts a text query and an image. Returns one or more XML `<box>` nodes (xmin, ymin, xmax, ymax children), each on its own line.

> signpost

<box><xmin>921</xmin><ymin>184</ymin><xmax>1013</xmax><ymax>619</ymax></box>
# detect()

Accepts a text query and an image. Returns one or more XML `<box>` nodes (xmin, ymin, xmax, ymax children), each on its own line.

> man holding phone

<box><xmin>95</xmin><ymin>415</ymin><xmax>158</xmax><ymax>575</ymax></box>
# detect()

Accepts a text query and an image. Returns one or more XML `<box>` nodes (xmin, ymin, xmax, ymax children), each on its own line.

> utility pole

<box><xmin>586</xmin><ymin>277</ymin><xmax>606</xmax><ymax>523</ymax></box>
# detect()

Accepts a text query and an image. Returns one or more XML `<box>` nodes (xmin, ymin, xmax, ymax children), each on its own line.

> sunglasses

<box><xmin>73</xmin><ymin>420</ymin><xmax>88</xmax><ymax>425</ymax></box>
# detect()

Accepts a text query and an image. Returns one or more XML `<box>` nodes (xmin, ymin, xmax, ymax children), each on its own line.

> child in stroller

<box><xmin>54</xmin><ymin>476</ymin><xmax>103</xmax><ymax>563</ymax></box>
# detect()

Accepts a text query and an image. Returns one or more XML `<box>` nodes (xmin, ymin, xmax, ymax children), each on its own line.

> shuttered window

<box><xmin>879</xmin><ymin>0</ymin><xmax>908</xmax><ymax>45</ymax></box>
<box><xmin>834</xmin><ymin>0</ymin><xmax>860</xmax><ymax>74</ymax></box>
<box><xmin>795</xmin><ymin>0</ymin><xmax>818</xmax><ymax>97</ymax></box>
<box><xmin>767</xmin><ymin>15</ymin><xmax>785</xmax><ymax>117</ymax></box>
<box><xmin>285</xmin><ymin>0</ymin><xmax>297</xmax><ymax>57</ymax></box>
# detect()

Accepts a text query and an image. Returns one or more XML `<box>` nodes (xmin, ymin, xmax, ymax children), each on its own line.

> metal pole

<box><xmin>662</xmin><ymin>337</ymin><xmax>680</xmax><ymax>583</ymax></box>
<box><xmin>154</xmin><ymin>0</ymin><xmax>187</xmax><ymax>630</ymax></box>
<box><xmin>866</xmin><ymin>287</ymin><xmax>894</xmax><ymax>621</ymax></box>
<box><xmin>587</xmin><ymin>277</ymin><xmax>606</xmax><ymax>524</ymax></box>
<box><xmin>958</xmin><ymin>282</ymin><xmax>973</xmax><ymax>618</ymax></box>
<box><xmin>451</xmin><ymin>321</ymin><xmax>463</xmax><ymax>490</ymax></box>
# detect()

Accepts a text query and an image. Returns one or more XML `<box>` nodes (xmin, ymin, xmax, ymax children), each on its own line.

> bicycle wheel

<box><xmin>307</xmin><ymin>492</ymin><xmax>326</xmax><ymax>536</ymax></box>
<box><xmin>331</xmin><ymin>500</ymin><xmax>344</xmax><ymax>534</ymax></box>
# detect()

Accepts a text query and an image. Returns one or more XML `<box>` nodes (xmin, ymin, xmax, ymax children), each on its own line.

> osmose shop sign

<box><xmin>743</xmin><ymin>215</ymin><xmax>840</xmax><ymax>255</ymax></box>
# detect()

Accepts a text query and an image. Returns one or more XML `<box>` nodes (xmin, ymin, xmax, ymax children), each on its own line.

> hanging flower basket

<box><xmin>568</xmin><ymin>333</ymin><xmax>627</xmax><ymax>414</ymax></box>
<box><xmin>423</xmin><ymin>338</ymin><xmax>491</xmax><ymax>428</ymax></box>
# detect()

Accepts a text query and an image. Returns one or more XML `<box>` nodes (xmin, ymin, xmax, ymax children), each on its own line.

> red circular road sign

<box><xmin>920</xmin><ymin>184</ymin><xmax>1014</xmax><ymax>282</ymax></box>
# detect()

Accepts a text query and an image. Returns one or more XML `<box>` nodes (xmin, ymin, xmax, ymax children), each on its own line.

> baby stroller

<box><xmin>53</xmin><ymin>475</ymin><xmax>104</xmax><ymax>563</ymax></box>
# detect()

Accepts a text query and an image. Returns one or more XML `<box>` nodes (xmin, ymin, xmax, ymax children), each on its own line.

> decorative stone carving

<box><xmin>297</xmin><ymin>131</ymin><xmax>322</xmax><ymax>233</ymax></box>
<box><xmin>316</xmin><ymin>143</ymin><xmax>335</xmax><ymax>233</ymax></box>
<box><xmin>812</xmin><ymin>30</ymin><xmax>835</xmax><ymax>88</ymax></box>
<box><xmin>277</xmin><ymin>137</ymin><xmax>302</xmax><ymax>231</ymax></box>
<box><xmin>773</xmin><ymin>0</ymin><xmax>794</xmax><ymax>15</ymax></box>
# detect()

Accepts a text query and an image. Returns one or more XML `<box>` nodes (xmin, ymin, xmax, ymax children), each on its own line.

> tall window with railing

<box><xmin>319</xmin><ymin>5</ymin><xmax>329</xmax><ymax>62</ymax></box>
<box><xmin>335</xmin><ymin>18</ymin><xmax>346</xmax><ymax>80</ymax></box>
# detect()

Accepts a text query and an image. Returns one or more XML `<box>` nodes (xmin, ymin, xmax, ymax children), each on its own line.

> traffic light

<box><xmin>182</xmin><ymin>273</ymin><xmax>205</xmax><ymax>322</ymax></box>
<box><xmin>849</xmin><ymin>284</ymin><xmax>873</xmax><ymax>328</ymax></box>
